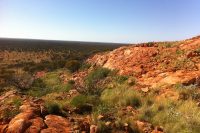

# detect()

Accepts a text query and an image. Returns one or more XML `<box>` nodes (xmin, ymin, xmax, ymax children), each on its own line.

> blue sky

<box><xmin>0</xmin><ymin>0</ymin><xmax>200</xmax><ymax>43</ymax></box>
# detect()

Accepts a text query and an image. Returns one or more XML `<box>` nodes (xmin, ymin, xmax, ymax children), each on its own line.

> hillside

<box><xmin>0</xmin><ymin>36</ymin><xmax>200</xmax><ymax>133</ymax></box>
<box><xmin>88</xmin><ymin>36</ymin><xmax>200</xmax><ymax>87</ymax></box>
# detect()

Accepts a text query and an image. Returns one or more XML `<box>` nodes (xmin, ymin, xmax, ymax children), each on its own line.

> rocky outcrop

<box><xmin>87</xmin><ymin>46</ymin><xmax>159</xmax><ymax>76</ymax></box>
<box><xmin>138</xmin><ymin>70</ymin><xmax>200</xmax><ymax>87</ymax></box>
<box><xmin>6</xmin><ymin>101</ymin><xmax>42</xmax><ymax>133</ymax></box>
<box><xmin>1</xmin><ymin>100</ymin><xmax>74</xmax><ymax>133</ymax></box>
<box><xmin>6</xmin><ymin>113</ymin><xmax>33</xmax><ymax>132</ymax></box>
<box><xmin>88</xmin><ymin>36</ymin><xmax>200</xmax><ymax>88</ymax></box>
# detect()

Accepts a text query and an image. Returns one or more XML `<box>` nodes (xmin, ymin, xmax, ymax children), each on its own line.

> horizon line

<box><xmin>0</xmin><ymin>36</ymin><xmax>129</xmax><ymax>45</ymax></box>
<box><xmin>0</xmin><ymin>35</ymin><xmax>199</xmax><ymax>45</ymax></box>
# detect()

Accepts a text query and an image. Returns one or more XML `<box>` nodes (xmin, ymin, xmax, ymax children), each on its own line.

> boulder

<box><xmin>90</xmin><ymin>125</ymin><xmax>98</xmax><ymax>133</ymax></box>
<box><xmin>6</xmin><ymin>118</ymin><xmax>31</xmax><ymax>133</ymax></box>
<box><xmin>97</xmin><ymin>115</ymin><xmax>104</xmax><ymax>120</ymax></box>
<box><xmin>141</xmin><ymin>87</ymin><xmax>149</xmax><ymax>93</ymax></box>
<box><xmin>42</xmin><ymin>115</ymin><xmax>72</xmax><ymax>132</ymax></box>
<box><xmin>25</xmin><ymin>117</ymin><xmax>45</xmax><ymax>133</ymax></box>
<box><xmin>136</xmin><ymin>121</ymin><xmax>154</xmax><ymax>133</ymax></box>
<box><xmin>79</xmin><ymin>121</ymin><xmax>90</xmax><ymax>132</ymax></box>
<box><xmin>41</xmin><ymin>128</ymin><xmax>58</xmax><ymax>133</ymax></box>
<box><xmin>6</xmin><ymin>101</ymin><xmax>43</xmax><ymax>133</ymax></box>
<box><xmin>0</xmin><ymin>124</ymin><xmax>8</xmax><ymax>133</ymax></box>
<box><xmin>6</xmin><ymin>112</ymin><xmax>34</xmax><ymax>133</ymax></box>
<box><xmin>105</xmin><ymin>121</ymin><xmax>111</xmax><ymax>126</ymax></box>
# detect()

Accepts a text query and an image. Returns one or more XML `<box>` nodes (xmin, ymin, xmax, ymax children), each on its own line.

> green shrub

<box><xmin>80</xmin><ymin>63</ymin><xmax>91</xmax><ymax>70</ymax></box>
<box><xmin>84</xmin><ymin>67</ymin><xmax>111</xmax><ymax>95</ymax></box>
<box><xmin>139</xmin><ymin>109</ymin><xmax>154</xmax><ymax>122</ymax></box>
<box><xmin>85</xmin><ymin>67</ymin><xmax>111</xmax><ymax>85</ymax></box>
<box><xmin>45</xmin><ymin>102</ymin><xmax>61</xmax><ymax>115</ymax></box>
<box><xmin>97</xmin><ymin>121</ymin><xmax>111</xmax><ymax>133</ymax></box>
<box><xmin>53</xmin><ymin>83</ymin><xmax>72</xmax><ymax>93</ymax></box>
<box><xmin>129</xmin><ymin>96</ymin><xmax>142</xmax><ymax>108</ymax></box>
<box><xmin>70</xmin><ymin>95</ymin><xmax>98</xmax><ymax>114</ymax></box>
<box><xmin>146</xmin><ymin>42</ymin><xmax>154</xmax><ymax>47</ymax></box>
<box><xmin>70</xmin><ymin>95</ymin><xmax>98</xmax><ymax>108</ymax></box>
<box><xmin>0</xmin><ymin>97</ymin><xmax>22</xmax><ymax>120</ymax></box>
<box><xmin>93</xmin><ymin>103</ymin><xmax>115</xmax><ymax>115</ymax></box>
<box><xmin>115</xmin><ymin>75</ymin><xmax>129</xmax><ymax>84</ymax></box>
<box><xmin>176</xmin><ymin>49</ymin><xmax>185</xmax><ymax>55</ymax></box>
<box><xmin>12</xmin><ymin>97</ymin><xmax>22</xmax><ymax>108</ymax></box>
<box><xmin>139</xmin><ymin>99</ymin><xmax>200</xmax><ymax>133</ymax></box>
<box><xmin>146</xmin><ymin>98</ymin><xmax>154</xmax><ymax>107</ymax></box>
<box><xmin>26</xmin><ymin>87</ymin><xmax>51</xmax><ymax>97</ymax></box>
<box><xmin>65</xmin><ymin>60</ymin><xmax>81</xmax><ymax>72</ymax></box>
<box><xmin>32</xmin><ymin>78</ymin><xmax>46</xmax><ymax>88</ymax></box>
<box><xmin>68</xmin><ymin>80</ymin><xmax>75</xmax><ymax>85</ymax></box>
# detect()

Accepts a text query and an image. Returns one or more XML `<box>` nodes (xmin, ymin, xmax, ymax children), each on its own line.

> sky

<box><xmin>0</xmin><ymin>0</ymin><xmax>200</xmax><ymax>43</ymax></box>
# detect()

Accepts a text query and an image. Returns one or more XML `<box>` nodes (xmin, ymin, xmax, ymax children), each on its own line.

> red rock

<box><xmin>0</xmin><ymin>90</ymin><xmax>17</xmax><ymax>102</ymax></box>
<box><xmin>43</xmin><ymin>115</ymin><xmax>72</xmax><ymax>133</ymax></box>
<box><xmin>41</xmin><ymin>127</ymin><xmax>58</xmax><ymax>133</ymax></box>
<box><xmin>136</xmin><ymin>121</ymin><xmax>153</xmax><ymax>133</ymax></box>
<box><xmin>6</xmin><ymin>118</ymin><xmax>31</xmax><ymax>133</ymax></box>
<box><xmin>87</xmin><ymin>46</ymin><xmax>159</xmax><ymax>75</ymax></box>
<box><xmin>6</xmin><ymin>101</ymin><xmax>43</xmax><ymax>133</ymax></box>
<box><xmin>0</xmin><ymin>124</ymin><xmax>8</xmax><ymax>133</ymax></box>
<box><xmin>90</xmin><ymin>125</ymin><xmax>98</xmax><ymax>133</ymax></box>
<box><xmin>25</xmin><ymin>117</ymin><xmax>45</xmax><ymax>133</ymax></box>
<box><xmin>35</xmin><ymin>71</ymin><xmax>46</xmax><ymax>79</ymax></box>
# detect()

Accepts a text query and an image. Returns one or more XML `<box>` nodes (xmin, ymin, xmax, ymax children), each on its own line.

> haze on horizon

<box><xmin>0</xmin><ymin>0</ymin><xmax>200</xmax><ymax>43</ymax></box>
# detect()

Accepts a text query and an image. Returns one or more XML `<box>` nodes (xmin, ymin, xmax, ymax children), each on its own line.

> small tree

<box><xmin>10</xmin><ymin>74</ymin><xmax>34</xmax><ymax>90</ymax></box>
<box><xmin>65</xmin><ymin>60</ymin><xmax>80</xmax><ymax>72</ymax></box>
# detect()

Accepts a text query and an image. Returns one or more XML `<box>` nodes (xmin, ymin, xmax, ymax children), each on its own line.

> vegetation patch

<box><xmin>138</xmin><ymin>98</ymin><xmax>200</xmax><ymax>133</ymax></box>
<box><xmin>83</xmin><ymin>67</ymin><xmax>111</xmax><ymax>95</ymax></box>
<box><xmin>101</xmin><ymin>84</ymin><xmax>141</xmax><ymax>108</ymax></box>
<box><xmin>0</xmin><ymin>97</ymin><xmax>22</xmax><ymax>120</ymax></box>
<box><xmin>65</xmin><ymin>60</ymin><xmax>81</xmax><ymax>72</ymax></box>
<box><xmin>45</xmin><ymin>102</ymin><xmax>62</xmax><ymax>115</ymax></box>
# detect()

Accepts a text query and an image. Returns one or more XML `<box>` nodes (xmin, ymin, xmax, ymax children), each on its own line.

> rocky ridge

<box><xmin>87</xmin><ymin>36</ymin><xmax>200</xmax><ymax>88</ymax></box>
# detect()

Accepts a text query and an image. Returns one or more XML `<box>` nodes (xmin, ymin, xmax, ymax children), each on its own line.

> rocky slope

<box><xmin>87</xmin><ymin>36</ymin><xmax>200</xmax><ymax>88</ymax></box>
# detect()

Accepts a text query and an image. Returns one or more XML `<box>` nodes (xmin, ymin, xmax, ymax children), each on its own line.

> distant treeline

<box><xmin>0</xmin><ymin>38</ymin><xmax>126</xmax><ymax>52</ymax></box>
